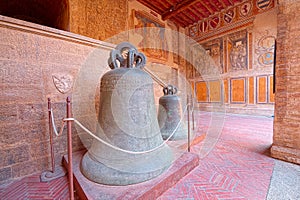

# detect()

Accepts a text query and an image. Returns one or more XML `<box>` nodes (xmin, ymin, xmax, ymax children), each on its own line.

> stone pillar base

<box><xmin>271</xmin><ymin>145</ymin><xmax>300</xmax><ymax>165</ymax></box>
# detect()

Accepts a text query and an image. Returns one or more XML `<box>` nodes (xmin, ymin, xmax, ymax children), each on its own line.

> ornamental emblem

<box><xmin>52</xmin><ymin>74</ymin><xmax>73</xmax><ymax>94</ymax></box>
<box><xmin>240</xmin><ymin>2</ymin><xmax>252</xmax><ymax>17</ymax></box>
<box><xmin>256</xmin><ymin>35</ymin><xmax>275</xmax><ymax>66</ymax></box>
<box><xmin>224</xmin><ymin>9</ymin><xmax>235</xmax><ymax>24</ymax></box>
<box><xmin>199</xmin><ymin>20</ymin><xmax>208</xmax><ymax>33</ymax></box>
<box><xmin>257</xmin><ymin>0</ymin><xmax>272</xmax><ymax>10</ymax></box>
<box><xmin>209</xmin><ymin>16</ymin><xmax>220</xmax><ymax>29</ymax></box>
<box><xmin>258</xmin><ymin>52</ymin><xmax>274</xmax><ymax>65</ymax></box>
<box><xmin>189</xmin><ymin>24</ymin><xmax>198</xmax><ymax>37</ymax></box>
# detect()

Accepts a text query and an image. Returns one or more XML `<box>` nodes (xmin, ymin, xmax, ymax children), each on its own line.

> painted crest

<box><xmin>240</xmin><ymin>2</ymin><xmax>252</xmax><ymax>17</ymax></box>
<box><xmin>199</xmin><ymin>20</ymin><xmax>208</xmax><ymax>32</ymax></box>
<box><xmin>258</xmin><ymin>52</ymin><xmax>274</xmax><ymax>65</ymax></box>
<box><xmin>189</xmin><ymin>24</ymin><xmax>198</xmax><ymax>37</ymax></box>
<box><xmin>256</xmin><ymin>35</ymin><xmax>275</xmax><ymax>66</ymax></box>
<box><xmin>257</xmin><ymin>0</ymin><xmax>272</xmax><ymax>10</ymax></box>
<box><xmin>224</xmin><ymin>9</ymin><xmax>235</xmax><ymax>24</ymax></box>
<box><xmin>209</xmin><ymin>16</ymin><xmax>220</xmax><ymax>29</ymax></box>
<box><xmin>52</xmin><ymin>74</ymin><xmax>73</xmax><ymax>94</ymax></box>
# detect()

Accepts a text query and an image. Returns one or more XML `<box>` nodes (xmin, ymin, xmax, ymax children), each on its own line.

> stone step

<box><xmin>63</xmin><ymin>150</ymin><xmax>199</xmax><ymax>200</ymax></box>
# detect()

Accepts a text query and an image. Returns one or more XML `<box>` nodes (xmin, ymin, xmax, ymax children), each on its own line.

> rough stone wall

<box><xmin>271</xmin><ymin>0</ymin><xmax>300</xmax><ymax>164</ymax></box>
<box><xmin>0</xmin><ymin>16</ymin><xmax>113</xmax><ymax>184</ymax></box>
<box><xmin>69</xmin><ymin>0</ymin><xmax>128</xmax><ymax>42</ymax></box>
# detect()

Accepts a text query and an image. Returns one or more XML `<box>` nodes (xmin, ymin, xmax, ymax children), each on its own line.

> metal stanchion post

<box><xmin>187</xmin><ymin>95</ymin><xmax>191</xmax><ymax>152</ymax></box>
<box><xmin>191</xmin><ymin>94</ymin><xmax>195</xmax><ymax>130</ymax></box>
<box><xmin>66</xmin><ymin>97</ymin><xmax>74</xmax><ymax>200</ymax></box>
<box><xmin>41</xmin><ymin>98</ymin><xmax>67</xmax><ymax>182</ymax></box>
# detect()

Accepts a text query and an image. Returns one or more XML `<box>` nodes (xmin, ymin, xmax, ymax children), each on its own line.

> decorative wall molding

<box><xmin>187</xmin><ymin>0</ymin><xmax>275</xmax><ymax>43</ymax></box>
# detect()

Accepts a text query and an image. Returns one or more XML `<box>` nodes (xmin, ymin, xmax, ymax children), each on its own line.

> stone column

<box><xmin>271</xmin><ymin>0</ymin><xmax>300</xmax><ymax>164</ymax></box>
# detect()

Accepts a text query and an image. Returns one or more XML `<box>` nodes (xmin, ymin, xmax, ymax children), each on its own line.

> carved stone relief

<box><xmin>52</xmin><ymin>74</ymin><xmax>73</xmax><ymax>94</ymax></box>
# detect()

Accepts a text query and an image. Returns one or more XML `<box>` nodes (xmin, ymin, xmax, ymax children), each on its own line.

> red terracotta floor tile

<box><xmin>0</xmin><ymin>112</ymin><xmax>275</xmax><ymax>200</ymax></box>
<box><xmin>159</xmin><ymin>112</ymin><xmax>274</xmax><ymax>200</ymax></box>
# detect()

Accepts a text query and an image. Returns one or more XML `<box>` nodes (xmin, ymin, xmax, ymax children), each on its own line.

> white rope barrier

<box><xmin>50</xmin><ymin>105</ymin><xmax>189</xmax><ymax>155</ymax></box>
<box><xmin>50</xmin><ymin>108</ymin><xmax>65</xmax><ymax>137</ymax></box>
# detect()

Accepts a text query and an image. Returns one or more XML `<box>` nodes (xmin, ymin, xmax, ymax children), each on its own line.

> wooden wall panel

<box><xmin>231</xmin><ymin>78</ymin><xmax>245</xmax><ymax>103</ymax></box>
<box><xmin>209</xmin><ymin>81</ymin><xmax>221</xmax><ymax>102</ymax></box>
<box><xmin>269</xmin><ymin>76</ymin><xmax>275</xmax><ymax>103</ymax></box>
<box><xmin>248</xmin><ymin>77</ymin><xmax>254</xmax><ymax>104</ymax></box>
<box><xmin>257</xmin><ymin>76</ymin><xmax>267</xmax><ymax>103</ymax></box>
<box><xmin>196</xmin><ymin>81</ymin><xmax>208</xmax><ymax>102</ymax></box>
<box><xmin>224</xmin><ymin>79</ymin><xmax>228</xmax><ymax>103</ymax></box>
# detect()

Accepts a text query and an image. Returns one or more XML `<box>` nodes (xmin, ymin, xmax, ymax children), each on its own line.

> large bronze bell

<box><xmin>81</xmin><ymin>42</ymin><xmax>173</xmax><ymax>185</ymax></box>
<box><xmin>158</xmin><ymin>85</ymin><xmax>188</xmax><ymax>140</ymax></box>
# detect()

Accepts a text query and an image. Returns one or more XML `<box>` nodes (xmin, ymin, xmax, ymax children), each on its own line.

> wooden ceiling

<box><xmin>137</xmin><ymin>0</ymin><xmax>246</xmax><ymax>27</ymax></box>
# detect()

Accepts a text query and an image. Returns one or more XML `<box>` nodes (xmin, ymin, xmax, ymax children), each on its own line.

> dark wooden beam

<box><xmin>162</xmin><ymin>0</ymin><xmax>198</xmax><ymax>20</ymax></box>
<box><xmin>198</xmin><ymin>1</ymin><xmax>214</xmax><ymax>15</ymax></box>
<box><xmin>182</xmin><ymin>9</ymin><xmax>198</xmax><ymax>22</ymax></box>
<box><xmin>158</xmin><ymin>0</ymin><xmax>171</xmax><ymax>9</ymax></box>
<box><xmin>190</xmin><ymin>4</ymin><xmax>206</xmax><ymax>19</ymax></box>
<box><xmin>188</xmin><ymin>8</ymin><xmax>201</xmax><ymax>21</ymax></box>
<box><xmin>171</xmin><ymin>17</ymin><xmax>187</xmax><ymax>27</ymax></box>
<box><xmin>137</xmin><ymin>0</ymin><xmax>164</xmax><ymax>14</ymax></box>
<box><xmin>179</xmin><ymin>12</ymin><xmax>195</xmax><ymax>25</ymax></box>
<box><xmin>216</xmin><ymin>0</ymin><xmax>227</xmax><ymax>9</ymax></box>
<box><xmin>207</xmin><ymin>0</ymin><xmax>219</xmax><ymax>12</ymax></box>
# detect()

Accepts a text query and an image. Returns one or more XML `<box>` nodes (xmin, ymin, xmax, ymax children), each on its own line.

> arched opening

<box><xmin>0</xmin><ymin>0</ymin><xmax>69</xmax><ymax>31</ymax></box>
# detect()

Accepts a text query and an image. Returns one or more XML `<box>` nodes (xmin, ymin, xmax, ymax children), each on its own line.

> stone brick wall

<box><xmin>0</xmin><ymin>15</ymin><xmax>114</xmax><ymax>184</ymax></box>
<box><xmin>69</xmin><ymin>0</ymin><xmax>128</xmax><ymax>42</ymax></box>
<box><xmin>271</xmin><ymin>0</ymin><xmax>300</xmax><ymax>164</ymax></box>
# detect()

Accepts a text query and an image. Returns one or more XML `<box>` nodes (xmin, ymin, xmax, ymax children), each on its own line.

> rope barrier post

<box><xmin>187</xmin><ymin>95</ymin><xmax>191</xmax><ymax>152</ymax></box>
<box><xmin>48</xmin><ymin>98</ymin><xmax>55</xmax><ymax>173</ymax></box>
<box><xmin>191</xmin><ymin>94</ymin><xmax>195</xmax><ymax>130</ymax></box>
<box><xmin>66</xmin><ymin>97</ymin><xmax>74</xmax><ymax>200</ymax></box>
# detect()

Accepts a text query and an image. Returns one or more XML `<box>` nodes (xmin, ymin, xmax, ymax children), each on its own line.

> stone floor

<box><xmin>0</xmin><ymin>112</ymin><xmax>299</xmax><ymax>199</ymax></box>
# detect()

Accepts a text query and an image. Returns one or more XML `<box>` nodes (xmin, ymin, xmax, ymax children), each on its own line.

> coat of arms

<box><xmin>52</xmin><ymin>74</ymin><xmax>73</xmax><ymax>94</ymax></box>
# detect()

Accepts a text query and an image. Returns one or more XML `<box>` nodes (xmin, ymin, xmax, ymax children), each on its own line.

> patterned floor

<box><xmin>0</xmin><ymin>112</ymin><xmax>283</xmax><ymax>199</ymax></box>
<box><xmin>0</xmin><ymin>175</ymin><xmax>69</xmax><ymax>200</ymax></box>
<box><xmin>159</xmin><ymin>112</ymin><xmax>275</xmax><ymax>199</ymax></box>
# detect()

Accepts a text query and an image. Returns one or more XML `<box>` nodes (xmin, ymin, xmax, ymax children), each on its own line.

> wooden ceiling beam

<box><xmin>175</xmin><ymin>13</ymin><xmax>191</xmax><ymax>26</ymax></box>
<box><xmin>228</xmin><ymin>0</ymin><xmax>234</xmax><ymax>6</ymax></box>
<box><xmin>191</xmin><ymin>4</ymin><xmax>206</xmax><ymax>18</ymax></box>
<box><xmin>164</xmin><ymin>0</ymin><xmax>174</xmax><ymax>5</ymax></box>
<box><xmin>198</xmin><ymin>1</ymin><xmax>214</xmax><ymax>15</ymax></box>
<box><xmin>137</xmin><ymin>0</ymin><xmax>163</xmax><ymax>14</ymax></box>
<box><xmin>170</xmin><ymin>17</ymin><xmax>187</xmax><ymax>27</ymax></box>
<box><xmin>156</xmin><ymin>0</ymin><xmax>170</xmax><ymax>9</ymax></box>
<box><xmin>188</xmin><ymin>7</ymin><xmax>202</xmax><ymax>21</ymax></box>
<box><xmin>182</xmin><ymin>9</ymin><xmax>198</xmax><ymax>22</ymax></box>
<box><xmin>162</xmin><ymin>0</ymin><xmax>198</xmax><ymax>20</ymax></box>
<box><xmin>180</xmin><ymin>12</ymin><xmax>195</xmax><ymax>25</ymax></box>
<box><xmin>208</xmin><ymin>0</ymin><xmax>219</xmax><ymax>11</ymax></box>
<box><xmin>216</xmin><ymin>0</ymin><xmax>227</xmax><ymax>9</ymax></box>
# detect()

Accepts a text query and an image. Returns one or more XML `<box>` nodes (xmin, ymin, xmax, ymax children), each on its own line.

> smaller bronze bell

<box><xmin>158</xmin><ymin>85</ymin><xmax>188</xmax><ymax>140</ymax></box>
